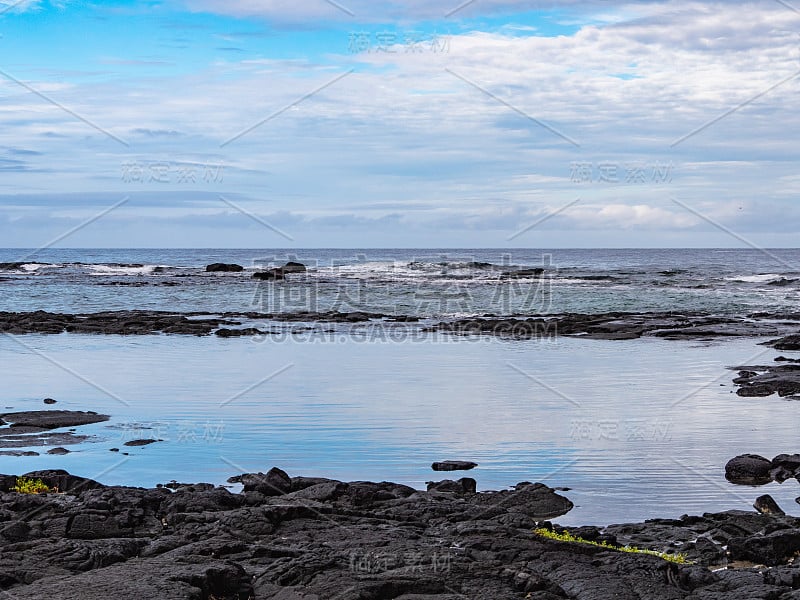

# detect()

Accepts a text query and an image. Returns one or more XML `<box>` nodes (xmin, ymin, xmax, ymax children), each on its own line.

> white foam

<box><xmin>89</xmin><ymin>264</ymin><xmax>161</xmax><ymax>276</ymax></box>
<box><xmin>727</xmin><ymin>274</ymin><xmax>785</xmax><ymax>283</ymax></box>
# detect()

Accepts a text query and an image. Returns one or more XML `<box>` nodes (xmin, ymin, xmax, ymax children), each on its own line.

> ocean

<box><xmin>1</xmin><ymin>248</ymin><xmax>799</xmax><ymax>525</ymax></box>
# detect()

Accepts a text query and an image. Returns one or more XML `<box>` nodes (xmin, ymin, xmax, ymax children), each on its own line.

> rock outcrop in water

<box><xmin>1</xmin><ymin>469</ymin><xmax>800</xmax><ymax>598</ymax></box>
<box><xmin>252</xmin><ymin>261</ymin><xmax>307</xmax><ymax>281</ymax></box>
<box><xmin>0</xmin><ymin>410</ymin><xmax>109</xmax><ymax>449</ymax></box>
<box><xmin>205</xmin><ymin>263</ymin><xmax>244</xmax><ymax>272</ymax></box>
<box><xmin>726</xmin><ymin>452</ymin><xmax>800</xmax><ymax>485</ymax></box>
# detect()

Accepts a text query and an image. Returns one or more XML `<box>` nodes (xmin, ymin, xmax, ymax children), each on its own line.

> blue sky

<box><xmin>1</xmin><ymin>0</ymin><xmax>800</xmax><ymax>247</ymax></box>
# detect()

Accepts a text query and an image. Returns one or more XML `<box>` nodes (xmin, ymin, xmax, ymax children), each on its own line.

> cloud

<box><xmin>1</xmin><ymin>0</ymin><xmax>799</xmax><ymax>245</ymax></box>
<box><xmin>176</xmin><ymin>0</ymin><xmax>684</xmax><ymax>25</ymax></box>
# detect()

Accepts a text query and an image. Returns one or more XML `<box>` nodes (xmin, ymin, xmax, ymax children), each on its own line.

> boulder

<box><xmin>729</xmin><ymin>530</ymin><xmax>800</xmax><ymax>566</ymax></box>
<box><xmin>431</xmin><ymin>460</ymin><xmax>478</xmax><ymax>472</ymax></box>
<box><xmin>427</xmin><ymin>478</ymin><xmax>477</xmax><ymax>494</ymax></box>
<box><xmin>282</xmin><ymin>261</ymin><xmax>307</xmax><ymax>273</ymax></box>
<box><xmin>205</xmin><ymin>263</ymin><xmax>244</xmax><ymax>272</ymax></box>
<box><xmin>754</xmin><ymin>494</ymin><xmax>785</xmax><ymax>515</ymax></box>
<box><xmin>239</xmin><ymin>467</ymin><xmax>292</xmax><ymax>496</ymax></box>
<box><xmin>725</xmin><ymin>454</ymin><xmax>773</xmax><ymax>485</ymax></box>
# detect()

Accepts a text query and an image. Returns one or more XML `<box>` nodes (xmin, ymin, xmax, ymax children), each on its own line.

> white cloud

<box><xmin>2</xmin><ymin>0</ymin><xmax>800</xmax><ymax>245</ymax></box>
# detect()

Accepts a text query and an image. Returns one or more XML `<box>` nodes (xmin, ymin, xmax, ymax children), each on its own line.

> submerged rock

<box><xmin>123</xmin><ymin>439</ymin><xmax>161</xmax><ymax>447</ymax></box>
<box><xmin>431</xmin><ymin>460</ymin><xmax>478</xmax><ymax>471</ymax></box>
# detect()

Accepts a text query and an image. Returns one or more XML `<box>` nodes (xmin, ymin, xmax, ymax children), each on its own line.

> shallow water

<box><xmin>2</xmin><ymin>331</ymin><xmax>797</xmax><ymax>525</ymax></box>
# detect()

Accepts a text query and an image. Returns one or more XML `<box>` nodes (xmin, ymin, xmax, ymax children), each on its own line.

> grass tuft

<box><xmin>11</xmin><ymin>476</ymin><xmax>54</xmax><ymax>495</ymax></box>
<box><xmin>533</xmin><ymin>527</ymin><xmax>691</xmax><ymax>564</ymax></box>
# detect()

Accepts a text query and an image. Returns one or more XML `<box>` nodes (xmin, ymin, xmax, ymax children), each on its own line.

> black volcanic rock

<box><xmin>431</xmin><ymin>460</ymin><xmax>478</xmax><ymax>471</ymax></box>
<box><xmin>731</xmin><ymin>364</ymin><xmax>800</xmax><ymax>397</ymax></box>
<box><xmin>426</xmin><ymin>477</ymin><xmax>477</xmax><ymax>494</ymax></box>
<box><xmin>205</xmin><ymin>263</ymin><xmax>244</xmax><ymax>272</ymax></box>
<box><xmin>0</xmin><ymin>410</ymin><xmax>109</xmax><ymax>429</ymax></box>
<box><xmin>252</xmin><ymin>269</ymin><xmax>284</xmax><ymax>281</ymax></box>
<box><xmin>765</xmin><ymin>334</ymin><xmax>800</xmax><ymax>350</ymax></box>
<box><xmin>725</xmin><ymin>454</ymin><xmax>773</xmax><ymax>485</ymax></box>
<box><xmin>123</xmin><ymin>439</ymin><xmax>161</xmax><ymax>447</ymax></box>
<box><xmin>1</xmin><ymin>469</ymin><xmax>800</xmax><ymax>597</ymax></box>
<box><xmin>754</xmin><ymin>494</ymin><xmax>785</xmax><ymax>515</ymax></box>
<box><xmin>282</xmin><ymin>261</ymin><xmax>307</xmax><ymax>273</ymax></box>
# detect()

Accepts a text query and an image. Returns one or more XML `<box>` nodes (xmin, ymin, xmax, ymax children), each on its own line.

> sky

<box><xmin>1</xmin><ymin>0</ymin><xmax>800</xmax><ymax>247</ymax></box>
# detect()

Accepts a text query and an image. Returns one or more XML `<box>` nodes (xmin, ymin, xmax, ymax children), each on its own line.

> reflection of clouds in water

<box><xmin>0</xmin><ymin>332</ymin><xmax>793</xmax><ymax>524</ymax></box>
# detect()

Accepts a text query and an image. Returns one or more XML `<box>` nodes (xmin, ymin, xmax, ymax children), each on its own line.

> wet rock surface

<box><xmin>3</xmin><ymin>310</ymin><xmax>800</xmax><ymax>341</ymax></box>
<box><xmin>0</xmin><ymin>469</ymin><xmax>799</xmax><ymax>599</ymax></box>
<box><xmin>0</xmin><ymin>411</ymin><xmax>109</xmax><ymax>449</ymax></box>
<box><xmin>426</xmin><ymin>312</ymin><xmax>800</xmax><ymax>340</ymax></box>
<box><xmin>0</xmin><ymin>310</ymin><xmax>398</xmax><ymax>335</ymax></box>
<box><xmin>432</xmin><ymin>460</ymin><xmax>478</xmax><ymax>471</ymax></box>
<box><xmin>731</xmin><ymin>363</ymin><xmax>800</xmax><ymax>398</ymax></box>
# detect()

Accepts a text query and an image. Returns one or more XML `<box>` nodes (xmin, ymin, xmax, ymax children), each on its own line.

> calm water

<box><xmin>1</xmin><ymin>248</ymin><xmax>800</xmax><ymax>525</ymax></box>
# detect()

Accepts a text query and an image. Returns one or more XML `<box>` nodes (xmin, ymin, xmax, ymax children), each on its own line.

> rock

<box><xmin>215</xmin><ymin>328</ymin><xmax>264</xmax><ymax>338</ymax></box>
<box><xmin>729</xmin><ymin>530</ymin><xmax>800</xmax><ymax>566</ymax></box>
<box><xmin>239</xmin><ymin>467</ymin><xmax>292</xmax><ymax>496</ymax></box>
<box><xmin>1</xmin><ymin>468</ymin><xmax>800</xmax><ymax>597</ymax></box>
<box><xmin>431</xmin><ymin>460</ymin><xmax>478</xmax><ymax>471</ymax></box>
<box><xmin>0</xmin><ymin>450</ymin><xmax>39</xmax><ymax>456</ymax></box>
<box><xmin>725</xmin><ymin>454</ymin><xmax>773</xmax><ymax>485</ymax></box>
<box><xmin>427</xmin><ymin>477</ymin><xmax>477</xmax><ymax>494</ymax></box>
<box><xmin>205</xmin><ymin>263</ymin><xmax>244</xmax><ymax>272</ymax></box>
<box><xmin>770</xmin><ymin>466</ymin><xmax>795</xmax><ymax>483</ymax></box>
<box><xmin>253</xmin><ymin>262</ymin><xmax>306</xmax><ymax>281</ymax></box>
<box><xmin>768</xmin><ymin>278</ymin><xmax>797</xmax><ymax>287</ymax></box>
<box><xmin>46</xmin><ymin>447</ymin><xmax>71</xmax><ymax>455</ymax></box>
<box><xmin>0</xmin><ymin>262</ymin><xmax>25</xmax><ymax>270</ymax></box>
<box><xmin>123</xmin><ymin>439</ymin><xmax>161</xmax><ymax>447</ymax></box>
<box><xmin>773</xmin><ymin>453</ymin><xmax>800</xmax><ymax>472</ymax></box>
<box><xmin>252</xmin><ymin>269</ymin><xmax>285</xmax><ymax>281</ymax></box>
<box><xmin>282</xmin><ymin>261</ymin><xmax>307</xmax><ymax>273</ymax></box>
<box><xmin>2</xmin><ymin>469</ymin><xmax>105</xmax><ymax>493</ymax></box>
<box><xmin>765</xmin><ymin>334</ymin><xmax>800</xmax><ymax>351</ymax></box>
<box><xmin>43</xmin><ymin>398</ymin><xmax>57</xmax><ymax>405</ymax></box>
<box><xmin>0</xmin><ymin>410</ymin><xmax>109</xmax><ymax>429</ymax></box>
<box><xmin>754</xmin><ymin>494</ymin><xmax>785</xmax><ymax>515</ymax></box>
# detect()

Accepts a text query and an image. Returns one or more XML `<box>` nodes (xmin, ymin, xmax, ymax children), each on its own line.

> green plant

<box><xmin>533</xmin><ymin>527</ymin><xmax>691</xmax><ymax>564</ymax></box>
<box><xmin>11</xmin><ymin>476</ymin><xmax>54</xmax><ymax>494</ymax></box>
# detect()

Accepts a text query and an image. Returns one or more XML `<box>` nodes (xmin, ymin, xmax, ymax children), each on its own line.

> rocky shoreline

<box><xmin>2</xmin><ymin>467</ymin><xmax>800</xmax><ymax>599</ymax></box>
<box><xmin>2</xmin><ymin>309</ymin><xmax>800</xmax><ymax>340</ymax></box>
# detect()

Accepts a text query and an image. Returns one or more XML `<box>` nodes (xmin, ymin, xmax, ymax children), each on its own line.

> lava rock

<box><xmin>427</xmin><ymin>477</ymin><xmax>477</xmax><ymax>494</ymax></box>
<box><xmin>238</xmin><ymin>467</ymin><xmax>292</xmax><ymax>496</ymax></box>
<box><xmin>46</xmin><ymin>447</ymin><xmax>71</xmax><ymax>456</ymax></box>
<box><xmin>729</xmin><ymin>530</ymin><xmax>800</xmax><ymax>566</ymax></box>
<box><xmin>252</xmin><ymin>269</ymin><xmax>284</xmax><ymax>281</ymax></box>
<box><xmin>205</xmin><ymin>263</ymin><xmax>244</xmax><ymax>272</ymax></box>
<box><xmin>282</xmin><ymin>261</ymin><xmax>307</xmax><ymax>273</ymax></box>
<box><xmin>431</xmin><ymin>460</ymin><xmax>478</xmax><ymax>472</ymax></box>
<box><xmin>123</xmin><ymin>439</ymin><xmax>161</xmax><ymax>447</ymax></box>
<box><xmin>754</xmin><ymin>494</ymin><xmax>785</xmax><ymax>515</ymax></box>
<box><xmin>725</xmin><ymin>454</ymin><xmax>773</xmax><ymax>485</ymax></box>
